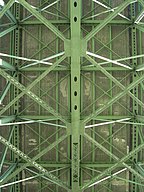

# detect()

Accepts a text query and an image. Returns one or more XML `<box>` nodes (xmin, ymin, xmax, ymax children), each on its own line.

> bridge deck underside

<box><xmin>0</xmin><ymin>0</ymin><xmax>144</xmax><ymax>192</ymax></box>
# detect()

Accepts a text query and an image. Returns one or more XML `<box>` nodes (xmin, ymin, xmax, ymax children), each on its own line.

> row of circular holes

<box><xmin>74</xmin><ymin>2</ymin><xmax>78</xmax><ymax>110</ymax></box>
<box><xmin>133</xmin><ymin>31</ymin><xmax>137</xmax><ymax>152</ymax></box>
<box><xmin>74</xmin><ymin>76</ymin><xmax>77</xmax><ymax>110</ymax></box>
<box><xmin>132</xmin><ymin>6</ymin><xmax>137</xmax><ymax>191</ymax></box>
<box><xmin>74</xmin><ymin>1</ymin><xmax>77</xmax><ymax>22</ymax></box>
<box><xmin>132</xmin><ymin>11</ymin><xmax>137</xmax><ymax>172</ymax></box>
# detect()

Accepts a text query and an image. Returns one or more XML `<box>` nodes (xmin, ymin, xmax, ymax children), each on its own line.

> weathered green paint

<box><xmin>69</xmin><ymin>1</ymin><xmax>83</xmax><ymax>191</ymax></box>
<box><xmin>0</xmin><ymin>0</ymin><xmax>144</xmax><ymax>191</ymax></box>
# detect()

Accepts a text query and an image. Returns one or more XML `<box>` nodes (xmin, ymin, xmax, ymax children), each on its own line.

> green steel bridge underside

<box><xmin>0</xmin><ymin>0</ymin><xmax>144</xmax><ymax>191</ymax></box>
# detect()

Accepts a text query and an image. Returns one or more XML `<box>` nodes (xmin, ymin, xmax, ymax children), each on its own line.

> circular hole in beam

<box><xmin>74</xmin><ymin>2</ymin><xmax>77</xmax><ymax>7</ymax></box>
<box><xmin>74</xmin><ymin>91</ymin><xmax>77</xmax><ymax>96</ymax></box>
<box><xmin>74</xmin><ymin>76</ymin><xmax>77</xmax><ymax>82</ymax></box>
<box><xmin>74</xmin><ymin>17</ymin><xmax>77</xmax><ymax>22</ymax></box>
<box><xmin>74</xmin><ymin>105</ymin><xmax>77</xmax><ymax>110</ymax></box>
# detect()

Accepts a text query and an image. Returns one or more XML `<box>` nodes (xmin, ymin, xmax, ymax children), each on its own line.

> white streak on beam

<box><xmin>41</xmin><ymin>0</ymin><xmax>60</xmax><ymax>11</ymax></box>
<box><xmin>92</xmin><ymin>0</ymin><xmax>131</xmax><ymax>21</ymax></box>
<box><xmin>89</xmin><ymin>168</ymin><xmax>127</xmax><ymax>187</ymax></box>
<box><xmin>0</xmin><ymin>53</ymin><xmax>52</xmax><ymax>65</ymax></box>
<box><xmin>93</xmin><ymin>0</ymin><xmax>108</xmax><ymax>9</ymax></box>
<box><xmin>136</xmin><ymin>67</ymin><xmax>144</xmax><ymax>72</ymax></box>
<box><xmin>0</xmin><ymin>119</ymin><xmax>66</xmax><ymax>128</ymax></box>
<box><xmin>99</xmin><ymin>54</ymin><xmax>144</xmax><ymax>65</ymax></box>
<box><xmin>85</xmin><ymin>118</ymin><xmax>131</xmax><ymax>128</ymax></box>
<box><xmin>85</xmin><ymin>8</ymin><xmax>117</xmax><ymax>19</ymax></box>
<box><xmin>20</xmin><ymin>52</ymin><xmax>65</xmax><ymax>69</ymax></box>
<box><xmin>86</xmin><ymin>51</ymin><xmax>132</xmax><ymax>69</ymax></box>
<box><xmin>135</xmin><ymin>11</ymin><xmax>144</xmax><ymax>24</ymax></box>
<box><xmin>21</xmin><ymin>118</ymin><xmax>67</xmax><ymax>128</ymax></box>
<box><xmin>0</xmin><ymin>175</ymin><xmax>40</xmax><ymax>188</ymax></box>
<box><xmin>0</xmin><ymin>120</ymin><xmax>35</xmax><ymax>126</ymax></box>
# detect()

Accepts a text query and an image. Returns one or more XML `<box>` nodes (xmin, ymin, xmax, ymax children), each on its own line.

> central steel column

<box><xmin>70</xmin><ymin>0</ymin><xmax>82</xmax><ymax>191</ymax></box>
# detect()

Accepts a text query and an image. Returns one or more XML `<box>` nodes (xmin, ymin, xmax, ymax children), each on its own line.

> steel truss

<box><xmin>0</xmin><ymin>0</ymin><xmax>144</xmax><ymax>192</ymax></box>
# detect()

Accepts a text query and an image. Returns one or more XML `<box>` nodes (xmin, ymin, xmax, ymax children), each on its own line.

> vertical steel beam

<box><xmin>130</xmin><ymin>3</ymin><xmax>139</xmax><ymax>192</ymax></box>
<box><xmin>10</xmin><ymin>3</ymin><xmax>21</xmax><ymax>191</ymax></box>
<box><xmin>70</xmin><ymin>0</ymin><xmax>82</xmax><ymax>191</ymax></box>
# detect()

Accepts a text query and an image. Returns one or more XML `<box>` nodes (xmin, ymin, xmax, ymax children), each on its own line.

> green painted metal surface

<box><xmin>0</xmin><ymin>1</ymin><xmax>144</xmax><ymax>192</ymax></box>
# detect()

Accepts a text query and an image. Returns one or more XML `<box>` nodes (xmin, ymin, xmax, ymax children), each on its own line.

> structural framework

<box><xmin>0</xmin><ymin>0</ymin><xmax>144</xmax><ymax>191</ymax></box>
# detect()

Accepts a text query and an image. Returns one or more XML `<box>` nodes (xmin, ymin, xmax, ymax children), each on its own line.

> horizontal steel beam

<box><xmin>3</xmin><ymin>162</ymin><xmax>134</xmax><ymax>168</ymax></box>
<box><xmin>20</xmin><ymin>66</ymin><xmax>130</xmax><ymax>71</ymax></box>
<box><xmin>19</xmin><ymin>115</ymin><xmax>132</xmax><ymax>120</ymax></box>
<box><xmin>82</xmin><ymin>19</ymin><xmax>131</xmax><ymax>25</ymax></box>
<box><xmin>81</xmin><ymin>163</ymin><xmax>133</xmax><ymax>168</ymax></box>
<box><xmin>19</xmin><ymin>19</ymin><xmax>132</xmax><ymax>25</ymax></box>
